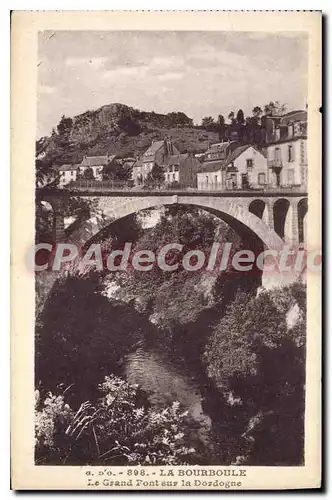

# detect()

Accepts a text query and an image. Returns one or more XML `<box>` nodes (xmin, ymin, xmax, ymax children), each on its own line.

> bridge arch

<box><xmin>67</xmin><ymin>195</ymin><xmax>284</xmax><ymax>252</ymax></box>
<box><xmin>273</xmin><ymin>198</ymin><xmax>290</xmax><ymax>240</ymax></box>
<box><xmin>248</xmin><ymin>199</ymin><xmax>266</xmax><ymax>219</ymax></box>
<box><xmin>298</xmin><ymin>198</ymin><xmax>308</xmax><ymax>244</ymax></box>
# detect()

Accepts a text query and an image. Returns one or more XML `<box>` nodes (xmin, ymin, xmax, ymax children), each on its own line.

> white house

<box><xmin>263</xmin><ymin>110</ymin><xmax>307</xmax><ymax>188</ymax></box>
<box><xmin>58</xmin><ymin>164</ymin><xmax>80</xmax><ymax>187</ymax></box>
<box><xmin>58</xmin><ymin>154</ymin><xmax>118</xmax><ymax>186</ymax></box>
<box><xmin>265</xmin><ymin>138</ymin><xmax>307</xmax><ymax>187</ymax></box>
<box><xmin>197</xmin><ymin>145</ymin><xmax>268</xmax><ymax>191</ymax></box>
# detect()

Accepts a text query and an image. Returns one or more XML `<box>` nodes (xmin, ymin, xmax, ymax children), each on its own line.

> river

<box><xmin>121</xmin><ymin>344</ymin><xmax>213</xmax><ymax>453</ymax></box>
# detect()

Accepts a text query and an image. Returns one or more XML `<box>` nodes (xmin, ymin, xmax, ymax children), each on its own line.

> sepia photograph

<box><xmin>11</xmin><ymin>10</ymin><xmax>321</xmax><ymax>490</ymax></box>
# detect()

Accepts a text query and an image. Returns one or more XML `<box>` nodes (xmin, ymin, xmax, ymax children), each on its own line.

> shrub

<box><xmin>35</xmin><ymin>375</ymin><xmax>196</xmax><ymax>466</ymax></box>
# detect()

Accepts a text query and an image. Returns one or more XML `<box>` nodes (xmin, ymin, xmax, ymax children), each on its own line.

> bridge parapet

<box><xmin>58</xmin><ymin>179</ymin><xmax>307</xmax><ymax>198</ymax></box>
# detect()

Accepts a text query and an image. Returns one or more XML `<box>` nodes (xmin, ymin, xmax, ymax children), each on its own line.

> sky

<box><xmin>37</xmin><ymin>31</ymin><xmax>308</xmax><ymax>138</ymax></box>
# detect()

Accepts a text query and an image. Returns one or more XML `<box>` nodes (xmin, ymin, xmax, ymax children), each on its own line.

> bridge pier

<box><xmin>264</xmin><ymin>200</ymin><xmax>275</xmax><ymax>231</ymax></box>
<box><xmin>284</xmin><ymin>199</ymin><xmax>300</xmax><ymax>248</ymax></box>
<box><xmin>53</xmin><ymin>212</ymin><xmax>65</xmax><ymax>242</ymax></box>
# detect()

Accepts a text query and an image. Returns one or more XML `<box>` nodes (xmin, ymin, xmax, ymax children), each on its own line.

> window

<box><xmin>173</xmin><ymin>173</ymin><xmax>176</xmax><ymax>181</ymax></box>
<box><xmin>174</xmin><ymin>165</ymin><xmax>179</xmax><ymax>172</ymax></box>
<box><xmin>258</xmin><ymin>173</ymin><xmax>266</xmax><ymax>185</ymax></box>
<box><xmin>241</xmin><ymin>174</ymin><xmax>249</xmax><ymax>189</ymax></box>
<box><xmin>71</xmin><ymin>171</ymin><xmax>74</xmax><ymax>177</ymax></box>
<box><xmin>288</xmin><ymin>145</ymin><xmax>294</xmax><ymax>162</ymax></box>
<box><xmin>287</xmin><ymin>169</ymin><xmax>295</xmax><ymax>185</ymax></box>
<box><xmin>246</xmin><ymin>159</ymin><xmax>253</xmax><ymax>169</ymax></box>
<box><xmin>275</xmin><ymin>147</ymin><xmax>281</xmax><ymax>162</ymax></box>
<box><xmin>206</xmin><ymin>176</ymin><xmax>209</xmax><ymax>185</ymax></box>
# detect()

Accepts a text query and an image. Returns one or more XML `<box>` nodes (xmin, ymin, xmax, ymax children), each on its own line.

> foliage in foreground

<box><xmin>35</xmin><ymin>375</ymin><xmax>195</xmax><ymax>466</ymax></box>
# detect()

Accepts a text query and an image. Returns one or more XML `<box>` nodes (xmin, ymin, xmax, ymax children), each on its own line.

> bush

<box><xmin>35</xmin><ymin>375</ymin><xmax>196</xmax><ymax>466</ymax></box>
<box><xmin>203</xmin><ymin>284</ymin><xmax>306</xmax><ymax>465</ymax></box>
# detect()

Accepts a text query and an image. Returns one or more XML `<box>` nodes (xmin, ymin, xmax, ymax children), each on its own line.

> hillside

<box><xmin>36</xmin><ymin>103</ymin><xmax>219</xmax><ymax>167</ymax></box>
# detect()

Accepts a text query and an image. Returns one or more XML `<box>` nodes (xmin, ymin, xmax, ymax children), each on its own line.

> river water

<box><xmin>122</xmin><ymin>345</ymin><xmax>213</xmax><ymax>450</ymax></box>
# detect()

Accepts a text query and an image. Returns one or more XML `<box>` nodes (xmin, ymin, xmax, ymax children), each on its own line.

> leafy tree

<box><xmin>35</xmin><ymin>273</ymin><xmax>156</xmax><ymax>401</ymax></box>
<box><xmin>35</xmin><ymin>375</ymin><xmax>196</xmax><ymax>465</ymax></box>
<box><xmin>35</xmin><ymin>202</ymin><xmax>54</xmax><ymax>243</ymax></box>
<box><xmin>201</xmin><ymin>116</ymin><xmax>216</xmax><ymax>130</ymax></box>
<box><xmin>204</xmin><ymin>284</ymin><xmax>306</xmax><ymax>465</ymax></box>
<box><xmin>102</xmin><ymin>162</ymin><xmax>131</xmax><ymax>182</ymax></box>
<box><xmin>217</xmin><ymin>114</ymin><xmax>226</xmax><ymax>142</ymax></box>
<box><xmin>263</xmin><ymin>100</ymin><xmax>287</xmax><ymax>117</ymax></box>
<box><xmin>252</xmin><ymin>106</ymin><xmax>263</xmax><ymax>118</ymax></box>
<box><xmin>144</xmin><ymin>164</ymin><xmax>165</xmax><ymax>187</ymax></box>
<box><xmin>236</xmin><ymin>109</ymin><xmax>245</xmax><ymax>125</ymax></box>
<box><xmin>111</xmin><ymin>207</ymin><xmax>247</xmax><ymax>325</ymax></box>
<box><xmin>228</xmin><ymin>111</ymin><xmax>236</xmax><ymax>124</ymax></box>
<box><xmin>57</xmin><ymin>115</ymin><xmax>73</xmax><ymax>136</ymax></box>
<box><xmin>81</xmin><ymin>167</ymin><xmax>94</xmax><ymax>180</ymax></box>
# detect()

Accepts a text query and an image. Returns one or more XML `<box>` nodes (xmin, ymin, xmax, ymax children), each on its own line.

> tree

<box><xmin>204</xmin><ymin>284</ymin><xmax>306</xmax><ymax>465</ymax></box>
<box><xmin>252</xmin><ymin>106</ymin><xmax>263</xmax><ymax>118</ymax></box>
<box><xmin>217</xmin><ymin>114</ymin><xmax>226</xmax><ymax>142</ymax></box>
<box><xmin>82</xmin><ymin>167</ymin><xmax>94</xmax><ymax>180</ymax></box>
<box><xmin>102</xmin><ymin>162</ymin><xmax>131</xmax><ymax>182</ymax></box>
<box><xmin>35</xmin><ymin>273</ymin><xmax>158</xmax><ymax>399</ymax></box>
<box><xmin>201</xmin><ymin>116</ymin><xmax>216</xmax><ymax>130</ymax></box>
<box><xmin>111</xmin><ymin>207</ymin><xmax>246</xmax><ymax>326</ymax></box>
<box><xmin>263</xmin><ymin>100</ymin><xmax>287</xmax><ymax>117</ymax></box>
<box><xmin>236</xmin><ymin>109</ymin><xmax>245</xmax><ymax>125</ymax></box>
<box><xmin>228</xmin><ymin>111</ymin><xmax>236</xmax><ymax>124</ymax></box>
<box><xmin>144</xmin><ymin>164</ymin><xmax>165</xmax><ymax>187</ymax></box>
<box><xmin>57</xmin><ymin>115</ymin><xmax>73</xmax><ymax>136</ymax></box>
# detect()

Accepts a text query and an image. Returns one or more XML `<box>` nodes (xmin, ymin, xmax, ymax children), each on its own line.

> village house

<box><xmin>132</xmin><ymin>138</ymin><xmax>180</xmax><ymax>185</ymax></box>
<box><xmin>57</xmin><ymin>164</ymin><xmax>80</xmax><ymax>187</ymax></box>
<box><xmin>78</xmin><ymin>154</ymin><xmax>117</xmax><ymax>181</ymax></box>
<box><xmin>58</xmin><ymin>154</ymin><xmax>117</xmax><ymax>186</ymax></box>
<box><xmin>264</xmin><ymin>110</ymin><xmax>307</xmax><ymax>188</ymax></box>
<box><xmin>197</xmin><ymin>144</ymin><xmax>268</xmax><ymax>191</ymax></box>
<box><xmin>163</xmin><ymin>153</ymin><xmax>200</xmax><ymax>188</ymax></box>
<box><xmin>203</xmin><ymin>140</ymin><xmax>238</xmax><ymax>162</ymax></box>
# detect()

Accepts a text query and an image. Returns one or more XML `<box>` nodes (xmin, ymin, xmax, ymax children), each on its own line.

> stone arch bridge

<box><xmin>35</xmin><ymin>186</ymin><xmax>308</xmax><ymax>311</ymax></box>
<box><xmin>40</xmin><ymin>187</ymin><xmax>308</xmax><ymax>252</ymax></box>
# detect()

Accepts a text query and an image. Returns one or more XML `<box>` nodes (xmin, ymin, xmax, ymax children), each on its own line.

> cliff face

<box><xmin>36</xmin><ymin>103</ymin><xmax>219</xmax><ymax>166</ymax></box>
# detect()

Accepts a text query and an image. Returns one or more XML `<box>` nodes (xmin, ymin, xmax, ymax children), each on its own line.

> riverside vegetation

<box><xmin>35</xmin><ymin>205</ymin><xmax>306</xmax><ymax>466</ymax></box>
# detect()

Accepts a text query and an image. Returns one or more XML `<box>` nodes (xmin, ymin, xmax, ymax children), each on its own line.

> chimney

<box><xmin>167</xmin><ymin>138</ymin><xmax>173</xmax><ymax>156</ymax></box>
<box><xmin>164</xmin><ymin>137</ymin><xmax>168</xmax><ymax>157</ymax></box>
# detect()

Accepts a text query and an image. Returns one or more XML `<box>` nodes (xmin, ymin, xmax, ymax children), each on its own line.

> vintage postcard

<box><xmin>11</xmin><ymin>11</ymin><xmax>322</xmax><ymax>490</ymax></box>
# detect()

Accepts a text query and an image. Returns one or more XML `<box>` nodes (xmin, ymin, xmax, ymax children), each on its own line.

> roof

<box><xmin>81</xmin><ymin>155</ymin><xmax>111</xmax><ymax>166</ymax></box>
<box><xmin>280</xmin><ymin>110</ymin><xmax>307</xmax><ymax>125</ymax></box>
<box><xmin>58</xmin><ymin>164</ymin><xmax>80</xmax><ymax>172</ymax></box>
<box><xmin>132</xmin><ymin>160</ymin><xmax>142</xmax><ymax>168</ymax></box>
<box><xmin>143</xmin><ymin>141</ymin><xmax>165</xmax><ymax>157</ymax></box>
<box><xmin>199</xmin><ymin>145</ymin><xmax>257</xmax><ymax>173</ymax></box>
<box><xmin>165</xmin><ymin>153</ymin><xmax>189</xmax><ymax>165</ymax></box>
<box><xmin>265</xmin><ymin>136</ymin><xmax>307</xmax><ymax>146</ymax></box>
<box><xmin>198</xmin><ymin>159</ymin><xmax>226</xmax><ymax>173</ymax></box>
<box><xmin>207</xmin><ymin>141</ymin><xmax>236</xmax><ymax>153</ymax></box>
